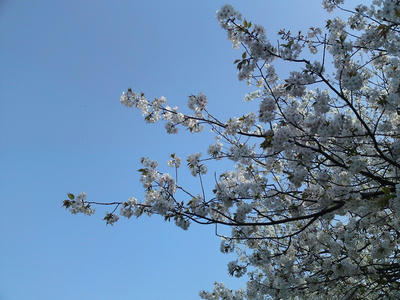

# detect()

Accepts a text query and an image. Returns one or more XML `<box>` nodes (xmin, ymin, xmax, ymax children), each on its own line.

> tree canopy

<box><xmin>63</xmin><ymin>0</ymin><xmax>400</xmax><ymax>298</ymax></box>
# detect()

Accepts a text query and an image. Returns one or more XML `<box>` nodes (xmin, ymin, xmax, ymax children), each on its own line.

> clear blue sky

<box><xmin>0</xmin><ymin>1</ymin><xmax>338</xmax><ymax>299</ymax></box>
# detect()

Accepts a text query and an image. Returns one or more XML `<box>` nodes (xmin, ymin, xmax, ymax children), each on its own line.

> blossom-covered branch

<box><xmin>64</xmin><ymin>0</ymin><xmax>400</xmax><ymax>298</ymax></box>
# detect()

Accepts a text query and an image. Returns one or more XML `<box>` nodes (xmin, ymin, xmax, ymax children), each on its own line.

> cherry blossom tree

<box><xmin>63</xmin><ymin>0</ymin><xmax>400</xmax><ymax>298</ymax></box>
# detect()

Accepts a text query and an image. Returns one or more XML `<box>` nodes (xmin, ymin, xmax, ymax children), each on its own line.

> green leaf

<box><xmin>325</xmin><ymin>19</ymin><xmax>332</xmax><ymax>29</ymax></box>
<box><xmin>67</xmin><ymin>193</ymin><xmax>75</xmax><ymax>200</ymax></box>
<box><xmin>377</xmin><ymin>95</ymin><xmax>387</xmax><ymax>106</ymax></box>
<box><xmin>137</xmin><ymin>168</ymin><xmax>148</xmax><ymax>175</ymax></box>
<box><xmin>377</xmin><ymin>197</ymin><xmax>389</xmax><ymax>209</ymax></box>
<box><xmin>382</xmin><ymin>186</ymin><xmax>391</xmax><ymax>195</ymax></box>
<box><xmin>103</xmin><ymin>213</ymin><xmax>112</xmax><ymax>221</ymax></box>
<box><xmin>242</xmin><ymin>52</ymin><xmax>247</xmax><ymax>59</ymax></box>
<box><xmin>377</xmin><ymin>24</ymin><xmax>389</xmax><ymax>38</ymax></box>
<box><xmin>260</xmin><ymin>136</ymin><xmax>273</xmax><ymax>149</ymax></box>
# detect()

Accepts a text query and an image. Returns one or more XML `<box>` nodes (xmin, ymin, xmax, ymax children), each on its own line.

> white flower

<box><xmin>216</xmin><ymin>4</ymin><xmax>236</xmax><ymax>21</ymax></box>
<box><xmin>196</xmin><ymin>93</ymin><xmax>207</xmax><ymax>110</ymax></box>
<box><xmin>120</xmin><ymin>197</ymin><xmax>137</xmax><ymax>218</ymax></box>
<box><xmin>167</xmin><ymin>153</ymin><xmax>182</xmax><ymax>168</ymax></box>
<box><xmin>175</xmin><ymin>217</ymin><xmax>190</xmax><ymax>230</ymax></box>
<box><xmin>104</xmin><ymin>213</ymin><xmax>119</xmax><ymax>225</ymax></box>
<box><xmin>207</xmin><ymin>141</ymin><xmax>223</xmax><ymax>158</ymax></box>
<box><xmin>165</xmin><ymin>121</ymin><xmax>178</xmax><ymax>134</ymax></box>
<box><xmin>259</xmin><ymin>97</ymin><xmax>276</xmax><ymax>123</ymax></box>
<box><xmin>322</xmin><ymin>0</ymin><xmax>344</xmax><ymax>12</ymax></box>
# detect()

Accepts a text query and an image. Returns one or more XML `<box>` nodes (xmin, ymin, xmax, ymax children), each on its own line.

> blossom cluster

<box><xmin>63</xmin><ymin>192</ymin><xmax>94</xmax><ymax>216</ymax></box>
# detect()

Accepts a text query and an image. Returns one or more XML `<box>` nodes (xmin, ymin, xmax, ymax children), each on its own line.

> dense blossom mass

<box><xmin>64</xmin><ymin>0</ymin><xmax>400</xmax><ymax>298</ymax></box>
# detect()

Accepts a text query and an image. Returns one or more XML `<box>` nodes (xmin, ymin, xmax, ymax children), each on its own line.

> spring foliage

<box><xmin>64</xmin><ymin>0</ymin><xmax>400</xmax><ymax>298</ymax></box>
